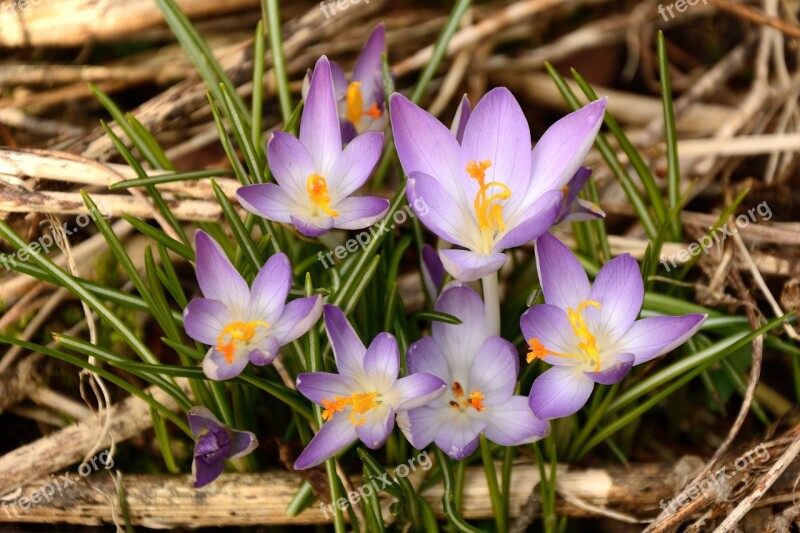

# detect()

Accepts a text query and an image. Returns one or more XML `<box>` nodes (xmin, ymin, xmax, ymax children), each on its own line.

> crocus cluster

<box><xmin>179</xmin><ymin>26</ymin><xmax>708</xmax><ymax>486</ymax></box>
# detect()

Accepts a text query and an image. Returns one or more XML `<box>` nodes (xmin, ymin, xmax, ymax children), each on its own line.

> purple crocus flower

<box><xmin>294</xmin><ymin>305</ymin><xmax>446</xmax><ymax>469</ymax></box>
<box><xmin>304</xmin><ymin>24</ymin><xmax>388</xmax><ymax>142</ymax></box>
<box><xmin>183</xmin><ymin>231</ymin><xmax>322</xmax><ymax>380</ymax></box>
<box><xmin>188</xmin><ymin>406</ymin><xmax>257</xmax><ymax>488</ymax></box>
<box><xmin>521</xmin><ymin>232</ymin><xmax>707</xmax><ymax>419</ymax></box>
<box><xmin>397</xmin><ymin>285</ymin><xmax>549</xmax><ymax>459</ymax></box>
<box><xmin>390</xmin><ymin>89</ymin><xmax>606</xmax><ymax>281</ymax></box>
<box><xmin>238</xmin><ymin>56</ymin><xmax>389</xmax><ymax>237</ymax></box>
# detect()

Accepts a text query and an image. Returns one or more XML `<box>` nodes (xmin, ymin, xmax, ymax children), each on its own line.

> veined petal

<box><xmin>330</xmin><ymin>131</ymin><xmax>384</xmax><ymax>198</ymax></box>
<box><xmin>294</xmin><ymin>415</ymin><xmax>358</xmax><ymax>470</ymax></box>
<box><xmin>407</xmin><ymin>172</ymin><xmax>474</xmax><ymax>248</ymax></box>
<box><xmin>526</xmin><ymin>98</ymin><xmax>606</xmax><ymax>201</ymax></box>
<box><xmin>352</xmin><ymin>23</ymin><xmax>385</xmax><ymax>103</ymax></box>
<box><xmin>355</xmin><ymin>405</ymin><xmax>394</xmax><ymax>449</ymax></box>
<box><xmin>450</xmin><ymin>94</ymin><xmax>471</xmax><ymax>144</ymax></box>
<box><xmin>266</xmin><ymin>131</ymin><xmax>316</xmax><ymax>199</ymax></box>
<box><xmin>184</xmin><ymin>298</ymin><xmax>229</xmax><ymax>345</ymax></box>
<box><xmin>469</xmin><ymin>336</ymin><xmax>519</xmax><ymax>406</ymax></box>
<box><xmin>519</xmin><ymin>304</ymin><xmax>579</xmax><ymax>366</ymax></box>
<box><xmin>332</xmin><ymin>196</ymin><xmax>389</xmax><ymax>230</ymax></box>
<box><xmin>388</xmin><ymin>373</ymin><xmax>447</xmax><ymax>411</ymax></box>
<box><xmin>194</xmin><ymin>231</ymin><xmax>249</xmax><ymax>313</ymax></box>
<box><xmin>202</xmin><ymin>348</ymin><xmax>249</xmax><ymax>381</ymax></box>
<box><xmin>479</xmin><ymin>396</ymin><xmax>549</xmax><ymax>446</ymax></box>
<box><xmin>528</xmin><ymin>365</ymin><xmax>594</xmax><ymax>419</ymax></box>
<box><xmin>588</xmin><ymin>254</ymin><xmax>644</xmax><ymax>340</ymax></box>
<box><xmin>432</xmin><ymin>285</ymin><xmax>490</xmax><ymax>375</ymax></box>
<box><xmin>237</xmin><ymin>183</ymin><xmax>297</xmax><ymax>224</ymax></box>
<box><xmin>534</xmin><ymin>232</ymin><xmax>590</xmax><ymax>310</ymax></box>
<box><xmin>193</xmin><ymin>455</ymin><xmax>226</xmax><ymax>488</ymax></box>
<box><xmin>228</xmin><ymin>428</ymin><xmax>258</xmax><ymax>460</ymax></box>
<box><xmin>363</xmin><ymin>332</ymin><xmax>400</xmax><ymax>390</ymax></box>
<box><xmin>296</xmin><ymin>372</ymin><xmax>358</xmax><ymax>404</ymax></box>
<box><xmin>323</xmin><ymin>304</ymin><xmax>367</xmax><ymax>379</ymax></box>
<box><xmin>269</xmin><ymin>295</ymin><xmax>323</xmax><ymax>345</ymax></box>
<box><xmin>187</xmin><ymin>406</ymin><xmax>224</xmax><ymax>438</ymax></box>
<box><xmin>407</xmin><ymin>336</ymin><xmax>452</xmax><ymax>390</ymax></box>
<box><xmin>438</xmin><ymin>248</ymin><xmax>506</xmax><ymax>282</ymax></box>
<box><xmin>248</xmin><ymin>336</ymin><xmax>280</xmax><ymax>366</ymax></box>
<box><xmin>248</xmin><ymin>253</ymin><xmax>291</xmax><ymax>323</ymax></box>
<box><xmin>397</xmin><ymin>406</ymin><xmax>453</xmax><ymax>450</ymax></box>
<box><xmin>290</xmin><ymin>214</ymin><xmax>335</xmax><ymax>237</ymax></box>
<box><xmin>617</xmin><ymin>314</ymin><xmax>707</xmax><ymax>365</ymax></box>
<box><xmin>435</xmin><ymin>415</ymin><xmax>483</xmax><ymax>460</ymax></box>
<box><xmin>300</xmin><ymin>56</ymin><xmax>342</xmax><ymax>175</ymax></box>
<box><xmin>584</xmin><ymin>353</ymin><xmax>634</xmax><ymax>385</ymax></box>
<box><xmin>494</xmin><ymin>189</ymin><xmax>562</xmax><ymax>251</ymax></box>
<box><xmin>461</xmin><ymin>88</ymin><xmax>532</xmax><ymax>217</ymax></box>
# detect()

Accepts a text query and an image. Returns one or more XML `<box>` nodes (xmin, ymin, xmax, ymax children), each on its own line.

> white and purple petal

<box><xmin>323</xmin><ymin>304</ymin><xmax>367</xmax><ymax>379</ymax></box>
<box><xmin>266</xmin><ymin>131</ymin><xmax>316</xmax><ymax>199</ymax></box>
<box><xmin>588</xmin><ymin>254</ymin><xmax>644</xmax><ymax>340</ymax></box>
<box><xmin>330</xmin><ymin>130</ymin><xmax>384</xmax><ymax>198</ymax></box>
<box><xmin>479</xmin><ymin>396</ymin><xmax>549</xmax><ymax>446</ymax></box>
<box><xmin>494</xmin><ymin>190</ymin><xmax>562</xmax><ymax>251</ymax></box>
<box><xmin>584</xmin><ymin>353</ymin><xmax>634</xmax><ymax>385</ymax></box>
<box><xmin>468</xmin><ymin>336</ymin><xmax>519</xmax><ymax>405</ymax></box>
<box><xmin>202</xmin><ymin>348</ymin><xmax>249</xmax><ymax>381</ymax></box>
<box><xmin>296</xmin><ymin>371</ymin><xmax>358</xmax><ymax>404</ymax></box>
<box><xmin>332</xmin><ymin>196</ymin><xmax>389</xmax><ymax>230</ymax></box>
<box><xmin>528</xmin><ymin>365</ymin><xmax>594</xmax><ymax>420</ymax></box>
<box><xmin>237</xmin><ymin>183</ymin><xmax>297</xmax><ymax>224</ymax></box>
<box><xmin>269</xmin><ymin>295</ymin><xmax>323</xmax><ymax>345</ymax></box>
<box><xmin>300</xmin><ymin>56</ymin><xmax>342</xmax><ymax>175</ymax></box>
<box><xmin>355</xmin><ymin>405</ymin><xmax>395</xmax><ymax>449</ymax></box>
<box><xmin>294</xmin><ymin>415</ymin><xmax>358</xmax><ymax>470</ymax></box>
<box><xmin>407</xmin><ymin>172</ymin><xmax>474</xmax><ymax>248</ymax></box>
<box><xmin>520</xmin><ymin>304</ymin><xmax>579</xmax><ymax>367</ymax></box>
<box><xmin>534</xmin><ymin>232</ymin><xmax>590</xmax><ymax>310</ymax></box>
<box><xmin>248</xmin><ymin>336</ymin><xmax>280</xmax><ymax>366</ymax></box>
<box><xmin>434</xmin><ymin>415</ymin><xmax>483</xmax><ymax>460</ymax></box>
<box><xmin>388</xmin><ymin>373</ymin><xmax>447</xmax><ymax>411</ymax></box>
<box><xmin>438</xmin><ymin>248</ymin><xmax>506</xmax><ymax>283</ymax></box>
<box><xmin>184</xmin><ymin>298</ymin><xmax>229</xmax><ymax>345</ymax></box>
<box><xmin>248</xmin><ymin>253</ymin><xmax>292</xmax><ymax>323</ymax></box>
<box><xmin>363</xmin><ymin>332</ymin><xmax>400</xmax><ymax>390</ymax></box>
<box><xmin>616</xmin><ymin>314</ymin><xmax>707</xmax><ymax>365</ymax></box>
<box><xmin>194</xmin><ymin>231</ymin><xmax>249</xmax><ymax>313</ymax></box>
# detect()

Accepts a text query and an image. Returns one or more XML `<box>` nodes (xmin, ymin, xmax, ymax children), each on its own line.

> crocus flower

<box><xmin>304</xmin><ymin>24</ymin><xmax>389</xmax><ymax>142</ymax></box>
<box><xmin>238</xmin><ymin>56</ymin><xmax>389</xmax><ymax>237</ymax></box>
<box><xmin>521</xmin><ymin>232</ymin><xmax>706</xmax><ymax>419</ymax></box>
<box><xmin>183</xmin><ymin>231</ymin><xmax>322</xmax><ymax>380</ymax></box>
<box><xmin>294</xmin><ymin>305</ymin><xmax>446</xmax><ymax>469</ymax></box>
<box><xmin>390</xmin><ymin>88</ymin><xmax>606</xmax><ymax>281</ymax></box>
<box><xmin>188</xmin><ymin>406</ymin><xmax>257</xmax><ymax>488</ymax></box>
<box><xmin>397</xmin><ymin>285</ymin><xmax>549</xmax><ymax>459</ymax></box>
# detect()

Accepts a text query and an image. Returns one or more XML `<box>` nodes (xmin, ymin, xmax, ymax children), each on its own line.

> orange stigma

<box><xmin>321</xmin><ymin>391</ymin><xmax>379</xmax><ymax>426</ymax></box>
<box><xmin>306</xmin><ymin>174</ymin><xmax>339</xmax><ymax>217</ymax></box>
<box><xmin>216</xmin><ymin>321</ymin><xmax>269</xmax><ymax>364</ymax></box>
<box><xmin>449</xmin><ymin>381</ymin><xmax>486</xmax><ymax>412</ymax></box>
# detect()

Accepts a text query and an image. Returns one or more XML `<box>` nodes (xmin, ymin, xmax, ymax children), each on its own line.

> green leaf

<box><xmin>411</xmin><ymin>311</ymin><xmax>462</xmax><ymax>325</ymax></box>
<box><xmin>262</xmin><ymin>0</ymin><xmax>293</xmax><ymax>123</ymax></box>
<box><xmin>657</xmin><ymin>31</ymin><xmax>682</xmax><ymax>240</ymax></box>
<box><xmin>109</xmin><ymin>169</ymin><xmax>233</xmax><ymax>190</ymax></box>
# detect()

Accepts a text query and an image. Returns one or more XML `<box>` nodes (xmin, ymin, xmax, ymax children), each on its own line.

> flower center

<box><xmin>321</xmin><ymin>391</ymin><xmax>379</xmax><ymax>426</ymax></box>
<box><xmin>216</xmin><ymin>321</ymin><xmax>269</xmax><ymax>365</ymax></box>
<box><xmin>466</xmin><ymin>160</ymin><xmax>511</xmax><ymax>251</ymax></box>
<box><xmin>448</xmin><ymin>381</ymin><xmax>485</xmax><ymax>412</ymax></box>
<box><xmin>345</xmin><ymin>81</ymin><xmax>382</xmax><ymax>125</ymax></box>
<box><xmin>306</xmin><ymin>174</ymin><xmax>339</xmax><ymax>217</ymax></box>
<box><xmin>527</xmin><ymin>300</ymin><xmax>602</xmax><ymax>371</ymax></box>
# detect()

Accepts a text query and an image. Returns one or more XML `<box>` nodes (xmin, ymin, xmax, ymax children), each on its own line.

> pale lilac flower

<box><xmin>238</xmin><ymin>56</ymin><xmax>389</xmax><ymax>237</ymax></box>
<box><xmin>397</xmin><ymin>285</ymin><xmax>549</xmax><ymax>459</ymax></box>
<box><xmin>183</xmin><ymin>231</ymin><xmax>322</xmax><ymax>380</ymax></box>
<box><xmin>188</xmin><ymin>406</ymin><xmax>257</xmax><ymax>488</ymax></box>
<box><xmin>522</xmin><ymin>232</ymin><xmax>706</xmax><ymax>419</ymax></box>
<box><xmin>390</xmin><ymin>89</ymin><xmax>606</xmax><ymax>281</ymax></box>
<box><xmin>294</xmin><ymin>305</ymin><xmax>446</xmax><ymax>469</ymax></box>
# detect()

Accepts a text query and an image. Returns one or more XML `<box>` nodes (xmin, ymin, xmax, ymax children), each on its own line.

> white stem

<box><xmin>482</xmin><ymin>272</ymin><xmax>501</xmax><ymax>336</ymax></box>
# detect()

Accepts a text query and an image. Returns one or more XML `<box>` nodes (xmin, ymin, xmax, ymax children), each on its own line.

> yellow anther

<box><xmin>465</xmin><ymin>160</ymin><xmax>511</xmax><ymax>233</ymax></box>
<box><xmin>527</xmin><ymin>301</ymin><xmax>603</xmax><ymax>371</ymax></box>
<box><xmin>321</xmin><ymin>391</ymin><xmax>379</xmax><ymax>426</ymax></box>
<box><xmin>216</xmin><ymin>321</ymin><xmax>269</xmax><ymax>364</ymax></box>
<box><xmin>345</xmin><ymin>81</ymin><xmax>383</xmax><ymax>126</ymax></box>
<box><xmin>306</xmin><ymin>174</ymin><xmax>339</xmax><ymax>217</ymax></box>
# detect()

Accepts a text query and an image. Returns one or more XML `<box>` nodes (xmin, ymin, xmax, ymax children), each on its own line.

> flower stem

<box><xmin>480</xmin><ymin>435</ymin><xmax>506</xmax><ymax>533</ymax></box>
<box><xmin>482</xmin><ymin>272</ymin><xmax>501</xmax><ymax>336</ymax></box>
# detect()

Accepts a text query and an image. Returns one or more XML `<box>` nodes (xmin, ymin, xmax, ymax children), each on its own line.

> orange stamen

<box><xmin>466</xmin><ymin>160</ymin><xmax>511</xmax><ymax>234</ymax></box>
<box><xmin>449</xmin><ymin>381</ymin><xmax>485</xmax><ymax>412</ymax></box>
<box><xmin>216</xmin><ymin>321</ymin><xmax>269</xmax><ymax>365</ymax></box>
<box><xmin>306</xmin><ymin>174</ymin><xmax>339</xmax><ymax>217</ymax></box>
<box><xmin>321</xmin><ymin>391</ymin><xmax>379</xmax><ymax>426</ymax></box>
<box><xmin>526</xmin><ymin>301</ymin><xmax>603</xmax><ymax>371</ymax></box>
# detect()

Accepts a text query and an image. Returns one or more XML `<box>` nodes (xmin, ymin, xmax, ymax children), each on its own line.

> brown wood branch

<box><xmin>707</xmin><ymin>0</ymin><xmax>800</xmax><ymax>39</ymax></box>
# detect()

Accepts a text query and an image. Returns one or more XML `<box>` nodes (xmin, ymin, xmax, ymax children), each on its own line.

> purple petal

<box><xmin>248</xmin><ymin>336</ymin><xmax>279</xmax><ymax>366</ymax></box>
<box><xmin>389</xmin><ymin>373</ymin><xmax>447</xmax><ymax>411</ymax></box>
<box><xmin>528</xmin><ymin>366</ymin><xmax>594</xmax><ymax>419</ymax></box>
<box><xmin>450</xmin><ymin>94</ymin><xmax>471</xmax><ymax>144</ymax></box>
<box><xmin>294</xmin><ymin>415</ymin><xmax>358</xmax><ymax>470</ymax></box>
<box><xmin>340</xmin><ymin>120</ymin><xmax>358</xmax><ymax>144</ymax></box>
<box><xmin>363</xmin><ymin>332</ymin><xmax>400</xmax><ymax>389</ymax></box>
<box><xmin>300</xmin><ymin>56</ymin><xmax>341</xmax><ymax>174</ymax></box>
<box><xmin>194</xmin><ymin>231</ymin><xmax>249</xmax><ymax>313</ymax></box>
<box><xmin>323</xmin><ymin>304</ymin><xmax>366</xmax><ymax>379</ymax></box>
<box><xmin>407</xmin><ymin>172</ymin><xmax>473</xmax><ymax>248</ymax></box>
<box><xmin>559</xmin><ymin>198</ymin><xmax>605</xmax><ymax>224</ymax></box>
<box><xmin>617</xmin><ymin>314</ymin><xmax>707</xmax><ymax>365</ymax></box>
<box><xmin>421</xmin><ymin>244</ymin><xmax>446</xmax><ymax>300</ymax></box>
<box><xmin>434</xmin><ymin>416</ymin><xmax>483</xmax><ymax>460</ymax></box>
<box><xmin>461</xmin><ymin>88</ymin><xmax>532</xmax><ymax>217</ymax></box>
<box><xmin>290</xmin><ymin>214</ymin><xmax>334</xmax><ymax>237</ymax></box>
<box><xmin>248</xmin><ymin>253</ymin><xmax>291</xmax><ymax>323</ymax></box>
<box><xmin>397</xmin><ymin>406</ymin><xmax>450</xmax><ymax>450</ymax></box>
<box><xmin>267</xmin><ymin>132</ymin><xmax>315</xmax><ymax>199</ymax></box>
<box><xmin>332</xmin><ymin>196</ymin><xmax>389</xmax><ymax>230</ymax></box>
<box><xmin>329</xmin><ymin>61</ymin><xmax>347</xmax><ymax>102</ymax></box>
<box><xmin>296</xmin><ymin>371</ymin><xmax>357</xmax><ymax>404</ymax></box>
<box><xmin>352</xmin><ymin>23</ymin><xmax>385</xmax><ymax>103</ymax></box>
<box><xmin>534</xmin><ymin>232</ymin><xmax>590</xmax><ymax>310</ymax></box>
<box><xmin>519</xmin><ymin>304</ymin><xmax>579</xmax><ymax>367</ymax></box>
<box><xmin>193</xmin><ymin>455</ymin><xmax>226</xmax><ymax>488</ymax></box>
<box><xmin>228</xmin><ymin>429</ymin><xmax>258</xmax><ymax>459</ymax></box>
<box><xmin>355</xmin><ymin>407</ymin><xmax>395</xmax><ymax>449</ymax></box>
<box><xmin>269</xmin><ymin>295</ymin><xmax>323</xmax><ymax>345</ymax></box>
<box><xmin>330</xmin><ymin>131</ymin><xmax>384</xmax><ymax>198</ymax></box>
<box><xmin>527</xmin><ymin>98</ymin><xmax>606</xmax><ymax>200</ymax></box>
<box><xmin>432</xmin><ymin>285</ymin><xmax>490</xmax><ymax>370</ymax></box>
<box><xmin>468</xmin><ymin>336</ymin><xmax>519</xmax><ymax>405</ymax></box>
<box><xmin>202</xmin><ymin>348</ymin><xmax>249</xmax><ymax>381</ymax></box>
<box><xmin>584</xmin><ymin>353</ymin><xmax>634</xmax><ymax>385</ymax></box>
<box><xmin>389</xmin><ymin>93</ymin><xmax>466</xmax><ymax>204</ymax></box>
<box><xmin>494</xmin><ymin>189</ymin><xmax>562</xmax><ymax>251</ymax></box>
<box><xmin>588</xmin><ymin>254</ymin><xmax>644</xmax><ymax>340</ymax></box>
<box><xmin>438</xmin><ymin>248</ymin><xmax>506</xmax><ymax>282</ymax></box>
<box><xmin>184</xmin><ymin>298</ymin><xmax>229</xmax><ymax>345</ymax></box>
<box><xmin>187</xmin><ymin>406</ymin><xmax>224</xmax><ymax>438</ymax></box>
<box><xmin>237</xmin><ymin>183</ymin><xmax>296</xmax><ymax>224</ymax></box>
<box><xmin>479</xmin><ymin>396</ymin><xmax>549</xmax><ymax>446</ymax></box>
<box><xmin>407</xmin><ymin>336</ymin><xmax>451</xmax><ymax>385</ymax></box>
